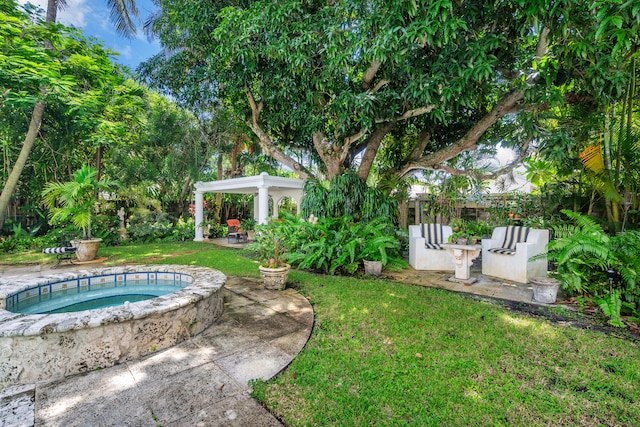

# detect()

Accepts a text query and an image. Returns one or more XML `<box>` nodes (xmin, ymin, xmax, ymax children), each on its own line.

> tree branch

<box><xmin>399</xmin><ymin>88</ymin><xmax>526</xmax><ymax>178</ymax></box>
<box><xmin>435</xmin><ymin>137</ymin><xmax>532</xmax><ymax>180</ymax></box>
<box><xmin>376</xmin><ymin>105</ymin><xmax>435</xmax><ymax>123</ymax></box>
<box><xmin>357</xmin><ymin>123</ymin><xmax>395</xmax><ymax>180</ymax></box>
<box><xmin>362</xmin><ymin>60</ymin><xmax>381</xmax><ymax>89</ymax></box>
<box><xmin>246</xmin><ymin>88</ymin><xmax>263</xmax><ymax>125</ymax></box>
<box><xmin>245</xmin><ymin>89</ymin><xmax>310</xmax><ymax>179</ymax></box>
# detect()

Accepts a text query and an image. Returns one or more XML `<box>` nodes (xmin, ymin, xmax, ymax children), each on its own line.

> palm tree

<box><xmin>0</xmin><ymin>0</ymin><xmax>140</xmax><ymax>230</ymax></box>
<box><xmin>42</xmin><ymin>166</ymin><xmax>118</xmax><ymax>240</ymax></box>
<box><xmin>46</xmin><ymin>0</ymin><xmax>139</xmax><ymax>37</ymax></box>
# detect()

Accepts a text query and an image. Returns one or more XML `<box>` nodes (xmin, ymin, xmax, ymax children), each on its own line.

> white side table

<box><xmin>442</xmin><ymin>244</ymin><xmax>482</xmax><ymax>284</ymax></box>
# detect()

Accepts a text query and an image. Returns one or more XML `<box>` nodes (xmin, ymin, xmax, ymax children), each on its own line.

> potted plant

<box><xmin>249</xmin><ymin>220</ymin><xmax>291</xmax><ymax>290</ymax></box>
<box><xmin>356</xmin><ymin>219</ymin><xmax>404</xmax><ymax>277</ymax></box>
<box><xmin>447</xmin><ymin>220</ymin><xmax>492</xmax><ymax>245</ymax></box>
<box><xmin>240</xmin><ymin>217</ymin><xmax>257</xmax><ymax>241</ymax></box>
<box><xmin>42</xmin><ymin>165</ymin><xmax>117</xmax><ymax>261</ymax></box>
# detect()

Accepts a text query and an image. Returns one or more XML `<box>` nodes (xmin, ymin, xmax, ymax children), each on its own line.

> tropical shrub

<box><xmin>544</xmin><ymin>210</ymin><xmax>640</xmax><ymax>327</ymax></box>
<box><xmin>126</xmin><ymin>212</ymin><xmax>178</xmax><ymax>242</ymax></box>
<box><xmin>0</xmin><ymin>224</ymin><xmax>38</xmax><ymax>253</ymax></box>
<box><xmin>90</xmin><ymin>214</ymin><xmax>121</xmax><ymax>246</ymax></box>
<box><xmin>171</xmin><ymin>217</ymin><xmax>196</xmax><ymax>241</ymax></box>
<box><xmin>249</xmin><ymin>218</ymin><xmax>295</xmax><ymax>268</ymax></box>
<box><xmin>255</xmin><ymin>213</ymin><xmax>407</xmax><ymax>275</ymax></box>
<box><xmin>41</xmin><ymin>166</ymin><xmax>118</xmax><ymax>240</ymax></box>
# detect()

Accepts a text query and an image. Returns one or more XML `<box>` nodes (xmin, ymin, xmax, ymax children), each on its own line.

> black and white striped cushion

<box><xmin>487</xmin><ymin>226</ymin><xmax>530</xmax><ymax>255</ymax></box>
<box><xmin>43</xmin><ymin>247</ymin><xmax>76</xmax><ymax>254</ymax></box>
<box><xmin>422</xmin><ymin>223</ymin><xmax>444</xmax><ymax>243</ymax></box>
<box><xmin>501</xmin><ymin>226</ymin><xmax>530</xmax><ymax>249</ymax></box>
<box><xmin>488</xmin><ymin>247</ymin><xmax>516</xmax><ymax>255</ymax></box>
<box><xmin>424</xmin><ymin>242</ymin><xmax>444</xmax><ymax>250</ymax></box>
<box><xmin>422</xmin><ymin>223</ymin><xmax>444</xmax><ymax>250</ymax></box>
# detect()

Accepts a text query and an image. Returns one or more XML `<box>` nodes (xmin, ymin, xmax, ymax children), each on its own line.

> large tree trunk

<box><xmin>0</xmin><ymin>101</ymin><xmax>47</xmax><ymax>229</ymax></box>
<box><xmin>356</xmin><ymin>123</ymin><xmax>395</xmax><ymax>181</ymax></box>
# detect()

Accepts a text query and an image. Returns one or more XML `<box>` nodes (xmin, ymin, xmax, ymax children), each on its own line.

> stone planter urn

<box><xmin>363</xmin><ymin>260</ymin><xmax>383</xmax><ymax>277</ymax></box>
<box><xmin>71</xmin><ymin>238</ymin><xmax>102</xmax><ymax>262</ymax></box>
<box><xmin>530</xmin><ymin>277</ymin><xmax>561</xmax><ymax>304</ymax></box>
<box><xmin>259</xmin><ymin>264</ymin><xmax>290</xmax><ymax>290</ymax></box>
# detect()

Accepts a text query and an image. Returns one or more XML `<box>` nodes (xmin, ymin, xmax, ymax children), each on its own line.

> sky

<box><xmin>18</xmin><ymin>0</ymin><xmax>162</xmax><ymax>70</ymax></box>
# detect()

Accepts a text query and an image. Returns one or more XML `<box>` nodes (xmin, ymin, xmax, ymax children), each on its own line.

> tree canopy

<box><xmin>140</xmin><ymin>0</ymin><xmax>639</xmax><ymax>183</ymax></box>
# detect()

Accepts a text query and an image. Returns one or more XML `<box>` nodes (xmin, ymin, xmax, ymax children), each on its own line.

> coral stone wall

<box><xmin>0</xmin><ymin>265</ymin><xmax>225</xmax><ymax>391</ymax></box>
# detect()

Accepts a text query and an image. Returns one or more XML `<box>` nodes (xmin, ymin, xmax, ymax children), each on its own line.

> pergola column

<box><xmin>258</xmin><ymin>185</ymin><xmax>270</xmax><ymax>225</ymax></box>
<box><xmin>194</xmin><ymin>191</ymin><xmax>204</xmax><ymax>241</ymax></box>
<box><xmin>253</xmin><ymin>195</ymin><xmax>260</xmax><ymax>222</ymax></box>
<box><xmin>273</xmin><ymin>196</ymin><xmax>280</xmax><ymax>219</ymax></box>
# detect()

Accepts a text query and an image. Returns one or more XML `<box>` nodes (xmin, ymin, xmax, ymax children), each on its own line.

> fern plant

<box><xmin>300</xmin><ymin>171</ymin><xmax>398</xmax><ymax>224</ymax></box>
<box><xmin>545</xmin><ymin>210</ymin><xmax>614</xmax><ymax>295</ymax></box>
<box><xmin>545</xmin><ymin>210</ymin><xmax>640</xmax><ymax>327</ymax></box>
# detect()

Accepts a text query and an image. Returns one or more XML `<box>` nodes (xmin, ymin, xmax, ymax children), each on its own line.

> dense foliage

<box><xmin>300</xmin><ymin>171</ymin><xmax>398</xmax><ymax>224</ymax></box>
<box><xmin>142</xmin><ymin>0</ymin><xmax>638</xmax><ymax>185</ymax></box>
<box><xmin>545</xmin><ymin>210</ymin><xmax>640</xmax><ymax>326</ymax></box>
<box><xmin>248</xmin><ymin>213</ymin><xmax>407</xmax><ymax>275</ymax></box>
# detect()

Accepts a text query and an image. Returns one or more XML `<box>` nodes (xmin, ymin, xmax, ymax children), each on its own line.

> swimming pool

<box><xmin>7</xmin><ymin>274</ymin><xmax>191</xmax><ymax>314</ymax></box>
<box><xmin>0</xmin><ymin>265</ymin><xmax>225</xmax><ymax>390</ymax></box>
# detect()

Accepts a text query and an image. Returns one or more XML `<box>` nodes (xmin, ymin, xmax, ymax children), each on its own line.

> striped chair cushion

<box><xmin>488</xmin><ymin>247</ymin><xmax>516</xmax><ymax>255</ymax></box>
<box><xmin>502</xmin><ymin>225</ymin><xmax>530</xmax><ymax>249</ymax></box>
<box><xmin>421</xmin><ymin>223</ymin><xmax>445</xmax><ymax>250</ymax></box>
<box><xmin>43</xmin><ymin>247</ymin><xmax>76</xmax><ymax>254</ymax></box>
<box><xmin>424</xmin><ymin>242</ymin><xmax>444</xmax><ymax>250</ymax></box>
<box><xmin>487</xmin><ymin>226</ymin><xmax>530</xmax><ymax>256</ymax></box>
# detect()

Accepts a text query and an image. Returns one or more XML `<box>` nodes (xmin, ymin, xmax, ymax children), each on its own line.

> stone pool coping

<box><xmin>0</xmin><ymin>264</ymin><xmax>226</xmax><ymax>337</ymax></box>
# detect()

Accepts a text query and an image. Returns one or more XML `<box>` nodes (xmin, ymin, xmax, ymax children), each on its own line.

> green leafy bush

<box><xmin>449</xmin><ymin>219</ymin><xmax>493</xmax><ymax>243</ymax></box>
<box><xmin>126</xmin><ymin>212</ymin><xmax>177</xmax><ymax>242</ymax></box>
<box><xmin>544</xmin><ymin>210</ymin><xmax>640</xmax><ymax>326</ymax></box>
<box><xmin>252</xmin><ymin>213</ymin><xmax>407</xmax><ymax>275</ymax></box>
<box><xmin>249</xmin><ymin>218</ymin><xmax>294</xmax><ymax>268</ymax></box>
<box><xmin>300</xmin><ymin>172</ymin><xmax>398</xmax><ymax>224</ymax></box>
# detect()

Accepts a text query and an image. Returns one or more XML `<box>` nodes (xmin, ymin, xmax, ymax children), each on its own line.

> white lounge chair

<box><xmin>481</xmin><ymin>225</ymin><xmax>549</xmax><ymax>283</ymax></box>
<box><xmin>409</xmin><ymin>223</ymin><xmax>455</xmax><ymax>271</ymax></box>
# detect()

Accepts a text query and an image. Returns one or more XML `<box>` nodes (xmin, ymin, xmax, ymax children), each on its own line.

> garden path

<box><xmin>0</xmin><ymin>269</ymin><xmax>312</xmax><ymax>427</ymax></box>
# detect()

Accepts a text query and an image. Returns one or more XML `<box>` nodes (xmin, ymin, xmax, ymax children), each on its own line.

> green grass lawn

<box><xmin>3</xmin><ymin>242</ymin><xmax>639</xmax><ymax>425</ymax></box>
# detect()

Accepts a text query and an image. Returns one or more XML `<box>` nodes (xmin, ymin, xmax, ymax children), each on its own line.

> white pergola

<box><xmin>193</xmin><ymin>172</ymin><xmax>305</xmax><ymax>241</ymax></box>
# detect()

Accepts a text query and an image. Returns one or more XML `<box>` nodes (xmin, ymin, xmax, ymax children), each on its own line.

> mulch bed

<box><xmin>475</xmin><ymin>295</ymin><xmax>640</xmax><ymax>342</ymax></box>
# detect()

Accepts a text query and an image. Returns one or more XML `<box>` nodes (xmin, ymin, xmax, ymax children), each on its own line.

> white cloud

<box><xmin>18</xmin><ymin>0</ymin><xmax>91</xmax><ymax>27</ymax></box>
<box><xmin>115</xmin><ymin>44</ymin><xmax>132</xmax><ymax>59</ymax></box>
<box><xmin>60</xmin><ymin>0</ymin><xmax>91</xmax><ymax>27</ymax></box>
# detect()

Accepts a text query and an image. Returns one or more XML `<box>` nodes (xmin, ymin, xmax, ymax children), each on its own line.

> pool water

<box><xmin>13</xmin><ymin>280</ymin><xmax>185</xmax><ymax>314</ymax></box>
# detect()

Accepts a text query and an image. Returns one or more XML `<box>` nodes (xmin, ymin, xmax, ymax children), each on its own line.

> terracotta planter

<box><xmin>363</xmin><ymin>260</ymin><xmax>383</xmax><ymax>277</ymax></box>
<box><xmin>70</xmin><ymin>238</ymin><xmax>102</xmax><ymax>262</ymax></box>
<box><xmin>259</xmin><ymin>264</ymin><xmax>290</xmax><ymax>290</ymax></box>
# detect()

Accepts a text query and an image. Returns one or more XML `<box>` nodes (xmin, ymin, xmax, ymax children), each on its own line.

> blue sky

<box><xmin>19</xmin><ymin>0</ymin><xmax>162</xmax><ymax>70</ymax></box>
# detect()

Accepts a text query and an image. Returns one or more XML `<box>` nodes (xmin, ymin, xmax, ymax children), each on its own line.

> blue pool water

<box><xmin>12</xmin><ymin>280</ymin><xmax>185</xmax><ymax>314</ymax></box>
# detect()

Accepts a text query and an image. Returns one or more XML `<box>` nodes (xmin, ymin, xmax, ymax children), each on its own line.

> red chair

<box><xmin>226</xmin><ymin>219</ymin><xmax>247</xmax><ymax>243</ymax></box>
